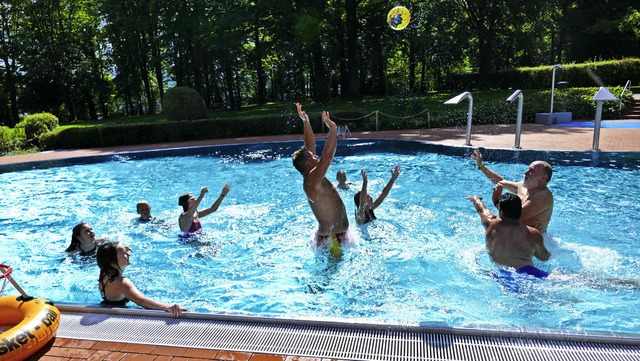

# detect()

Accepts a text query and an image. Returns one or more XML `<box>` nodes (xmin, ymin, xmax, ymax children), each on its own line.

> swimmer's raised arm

<box><xmin>199</xmin><ymin>184</ymin><xmax>231</xmax><ymax>217</ymax></box>
<box><xmin>491</xmin><ymin>183</ymin><xmax>503</xmax><ymax>209</ymax></box>
<box><xmin>466</xmin><ymin>195</ymin><xmax>496</xmax><ymax>228</ymax></box>
<box><xmin>472</xmin><ymin>149</ymin><xmax>504</xmax><ymax>184</ymax></box>
<box><xmin>372</xmin><ymin>165</ymin><xmax>401</xmax><ymax>209</ymax></box>
<box><xmin>296</xmin><ymin>103</ymin><xmax>316</xmax><ymax>155</ymax></box>
<box><xmin>185</xmin><ymin>187</ymin><xmax>207</xmax><ymax>217</ymax></box>
<box><xmin>359</xmin><ymin>169</ymin><xmax>368</xmax><ymax>207</ymax></box>
<box><xmin>308</xmin><ymin>111</ymin><xmax>337</xmax><ymax>183</ymax></box>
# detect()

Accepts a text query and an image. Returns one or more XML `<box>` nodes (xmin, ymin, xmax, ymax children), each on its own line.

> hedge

<box><xmin>441</xmin><ymin>58</ymin><xmax>640</xmax><ymax>91</ymax></box>
<box><xmin>36</xmin><ymin>87</ymin><xmax>634</xmax><ymax>150</ymax></box>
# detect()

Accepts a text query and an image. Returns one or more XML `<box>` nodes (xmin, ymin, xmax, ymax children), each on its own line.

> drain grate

<box><xmin>56</xmin><ymin>306</ymin><xmax>640</xmax><ymax>361</ymax></box>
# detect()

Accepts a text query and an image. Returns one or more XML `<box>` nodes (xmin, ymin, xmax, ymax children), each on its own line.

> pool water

<box><xmin>1</xmin><ymin>140</ymin><xmax>639</xmax><ymax>336</ymax></box>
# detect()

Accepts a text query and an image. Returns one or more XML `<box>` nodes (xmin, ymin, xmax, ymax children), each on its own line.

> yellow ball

<box><xmin>387</xmin><ymin>6</ymin><xmax>411</xmax><ymax>30</ymax></box>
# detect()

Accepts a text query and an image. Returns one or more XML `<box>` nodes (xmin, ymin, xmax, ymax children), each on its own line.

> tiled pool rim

<box><xmin>1</xmin><ymin>139</ymin><xmax>639</xmax><ymax>174</ymax></box>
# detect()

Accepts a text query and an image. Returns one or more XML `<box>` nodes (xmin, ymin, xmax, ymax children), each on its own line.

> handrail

<box><xmin>620</xmin><ymin>80</ymin><xmax>631</xmax><ymax>111</ymax></box>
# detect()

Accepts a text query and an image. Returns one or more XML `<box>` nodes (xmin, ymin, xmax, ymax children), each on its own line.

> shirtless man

<box><xmin>467</xmin><ymin>193</ymin><xmax>551</xmax><ymax>278</ymax></box>
<box><xmin>292</xmin><ymin>103</ymin><xmax>349</xmax><ymax>253</ymax></box>
<box><xmin>472</xmin><ymin>149</ymin><xmax>554</xmax><ymax>233</ymax></box>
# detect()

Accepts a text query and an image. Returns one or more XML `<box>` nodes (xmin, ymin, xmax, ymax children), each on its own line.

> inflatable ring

<box><xmin>0</xmin><ymin>296</ymin><xmax>61</xmax><ymax>361</ymax></box>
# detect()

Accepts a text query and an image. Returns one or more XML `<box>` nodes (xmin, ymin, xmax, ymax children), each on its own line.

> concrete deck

<box><xmin>2</xmin><ymin>122</ymin><xmax>640</xmax><ymax>168</ymax></box>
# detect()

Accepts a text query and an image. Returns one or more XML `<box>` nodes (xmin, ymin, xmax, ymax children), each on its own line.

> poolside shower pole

<box><xmin>507</xmin><ymin>90</ymin><xmax>524</xmax><ymax>149</ymax></box>
<box><xmin>591</xmin><ymin>87</ymin><xmax>618</xmax><ymax>151</ymax></box>
<box><xmin>465</xmin><ymin>96</ymin><xmax>473</xmax><ymax>146</ymax></box>
<box><xmin>445</xmin><ymin>92</ymin><xmax>473</xmax><ymax>146</ymax></box>
<box><xmin>550</xmin><ymin>64</ymin><xmax>562</xmax><ymax>114</ymax></box>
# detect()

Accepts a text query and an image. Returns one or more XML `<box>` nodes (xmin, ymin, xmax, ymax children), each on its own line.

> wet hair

<box><xmin>96</xmin><ymin>242</ymin><xmax>120</xmax><ymax>285</ymax></box>
<box><xmin>499</xmin><ymin>193</ymin><xmax>522</xmax><ymax>220</ymax></box>
<box><xmin>292</xmin><ymin>146</ymin><xmax>309</xmax><ymax>174</ymax></box>
<box><xmin>136</xmin><ymin>201</ymin><xmax>150</xmax><ymax>212</ymax></box>
<box><xmin>65</xmin><ymin>222</ymin><xmax>88</xmax><ymax>252</ymax></box>
<box><xmin>178</xmin><ymin>194</ymin><xmax>192</xmax><ymax>212</ymax></box>
<box><xmin>354</xmin><ymin>191</ymin><xmax>376</xmax><ymax>222</ymax></box>
<box><xmin>336</xmin><ymin>170</ymin><xmax>346</xmax><ymax>181</ymax></box>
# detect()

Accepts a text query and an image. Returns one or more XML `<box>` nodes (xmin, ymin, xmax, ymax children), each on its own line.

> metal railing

<box><xmin>620</xmin><ymin>80</ymin><xmax>631</xmax><ymax>111</ymax></box>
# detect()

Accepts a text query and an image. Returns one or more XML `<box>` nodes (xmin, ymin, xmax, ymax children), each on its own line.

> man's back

<box><xmin>468</xmin><ymin>193</ymin><xmax>551</xmax><ymax>274</ymax></box>
<box><xmin>485</xmin><ymin>219</ymin><xmax>545</xmax><ymax>270</ymax></box>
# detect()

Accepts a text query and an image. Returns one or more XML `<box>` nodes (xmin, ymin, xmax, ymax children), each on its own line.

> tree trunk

<box><xmin>84</xmin><ymin>87</ymin><xmax>98</xmax><ymax>120</ymax></box>
<box><xmin>344</xmin><ymin>0</ymin><xmax>360</xmax><ymax>98</ymax></box>
<box><xmin>409</xmin><ymin>39</ymin><xmax>416</xmax><ymax>93</ymax></box>
<box><xmin>140</xmin><ymin>58</ymin><xmax>153</xmax><ymax>114</ymax></box>
<box><xmin>223</xmin><ymin>61</ymin><xmax>236</xmax><ymax>109</ymax></box>
<box><xmin>254</xmin><ymin>25</ymin><xmax>266</xmax><ymax>105</ymax></box>
<box><xmin>310</xmin><ymin>40</ymin><xmax>329</xmax><ymax>102</ymax></box>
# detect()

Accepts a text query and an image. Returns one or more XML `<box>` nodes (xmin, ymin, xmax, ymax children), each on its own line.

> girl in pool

<box><xmin>354</xmin><ymin>166</ymin><xmax>401</xmax><ymax>224</ymax></box>
<box><xmin>178</xmin><ymin>184</ymin><xmax>231</xmax><ymax>234</ymax></box>
<box><xmin>64</xmin><ymin>222</ymin><xmax>107</xmax><ymax>256</ymax></box>
<box><xmin>96</xmin><ymin>242</ymin><xmax>186</xmax><ymax>317</ymax></box>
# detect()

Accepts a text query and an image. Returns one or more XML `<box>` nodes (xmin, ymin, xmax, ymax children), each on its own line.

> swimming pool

<box><xmin>1</xmin><ymin>140</ymin><xmax>639</xmax><ymax>337</ymax></box>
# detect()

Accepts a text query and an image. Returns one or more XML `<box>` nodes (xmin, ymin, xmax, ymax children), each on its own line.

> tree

<box><xmin>0</xmin><ymin>0</ymin><xmax>27</xmax><ymax>126</ymax></box>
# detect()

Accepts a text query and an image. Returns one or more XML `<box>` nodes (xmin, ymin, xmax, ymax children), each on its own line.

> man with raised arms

<box><xmin>467</xmin><ymin>193</ymin><xmax>551</xmax><ymax>278</ymax></box>
<box><xmin>472</xmin><ymin>149</ymin><xmax>554</xmax><ymax>233</ymax></box>
<box><xmin>292</xmin><ymin>103</ymin><xmax>349</xmax><ymax>254</ymax></box>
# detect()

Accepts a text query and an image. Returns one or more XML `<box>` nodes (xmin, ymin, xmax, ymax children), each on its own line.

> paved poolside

<box><xmin>7</xmin><ymin>121</ymin><xmax>640</xmax><ymax>361</ymax></box>
<box><xmin>2</xmin><ymin>122</ymin><xmax>640</xmax><ymax>167</ymax></box>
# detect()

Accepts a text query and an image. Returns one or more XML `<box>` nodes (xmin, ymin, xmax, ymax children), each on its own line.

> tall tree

<box><xmin>21</xmin><ymin>0</ymin><xmax>103</xmax><ymax>121</ymax></box>
<box><xmin>0</xmin><ymin>0</ymin><xmax>26</xmax><ymax>126</ymax></box>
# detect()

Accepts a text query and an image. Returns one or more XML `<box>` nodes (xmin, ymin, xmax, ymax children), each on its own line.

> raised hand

<box><xmin>471</xmin><ymin>149</ymin><xmax>483</xmax><ymax>168</ymax></box>
<box><xmin>391</xmin><ymin>165</ymin><xmax>401</xmax><ymax>180</ymax></box>
<box><xmin>322</xmin><ymin>111</ymin><xmax>336</xmax><ymax>129</ymax></box>
<box><xmin>295</xmin><ymin>103</ymin><xmax>309</xmax><ymax>122</ymax></box>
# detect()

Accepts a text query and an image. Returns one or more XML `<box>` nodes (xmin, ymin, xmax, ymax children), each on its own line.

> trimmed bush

<box><xmin>39</xmin><ymin>114</ymin><xmax>301</xmax><ymax>150</ymax></box>
<box><xmin>442</xmin><ymin>58</ymin><xmax>640</xmax><ymax>91</ymax></box>
<box><xmin>162</xmin><ymin>87</ymin><xmax>207</xmax><ymax>121</ymax></box>
<box><xmin>0</xmin><ymin>126</ymin><xmax>26</xmax><ymax>155</ymax></box>
<box><xmin>15</xmin><ymin>112</ymin><xmax>59</xmax><ymax>144</ymax></box>
<box><xmin>37</xmin><ymin>86</ymin><xmax>634</xmax><ymax>150</ymax></box>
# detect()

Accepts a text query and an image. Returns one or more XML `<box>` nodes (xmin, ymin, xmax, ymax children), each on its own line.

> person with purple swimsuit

<box><xmin>178</xmin><ymin>184</ymin><xmax>231</xmax><ymax>236</ymax></box>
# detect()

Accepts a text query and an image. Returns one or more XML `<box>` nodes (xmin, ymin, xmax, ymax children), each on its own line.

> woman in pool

<box><xmin>96</xmin><ymin>242</ymin><xmax>186</xmax><ymax>317</ymax></box>
<box><xmin>178</xmin><ymin>184</ymin><xmax>231</xmax><ymax>234</ymax></box>
<box><xmin>64</xmin><ymin>222</ymin><xmax>107</xmax><ymax>256</ymax></box>
<box><xmin>354</xmin><ymin>166</ymin><xmax>401</xmax><ymax>224</ymax></box>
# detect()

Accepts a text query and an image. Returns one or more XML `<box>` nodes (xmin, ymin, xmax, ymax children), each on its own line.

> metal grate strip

<box><xmin>55</xmin><ymin>307</ymin><xmax>640</xmax><ymax>361</ymax></box>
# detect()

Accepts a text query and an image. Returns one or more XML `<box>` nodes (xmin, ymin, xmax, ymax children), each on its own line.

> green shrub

<box><xmin>0</xmin><ymin>126</ymin><xmax>27</xmax><ymax>155</ymax></box>
<box><xmin>162</xmin><ymin>87</ymin><xmax>207</xmax><ymax>121</ymax></box>
<box><xmin>442</xmin><ymin>58</ymin><xmax>640</xmax><ymax>91</ymax></box>
<box><xmin>16</xmin><ymin>112</ymin><xmax>59</xmax><ymax>144</ymax></box>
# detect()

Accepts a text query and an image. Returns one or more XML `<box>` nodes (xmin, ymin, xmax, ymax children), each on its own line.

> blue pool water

<box><xmin>1</xmin><ymin>140</ymin><xmax>639</xmax><ymax>336</ymax></box>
